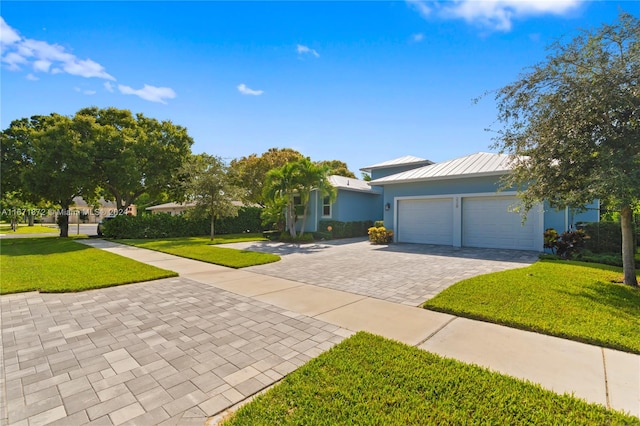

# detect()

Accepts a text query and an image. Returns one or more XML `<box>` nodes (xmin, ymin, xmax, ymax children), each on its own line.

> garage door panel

<box><xmin>462</xmin><ymin>196</ymin><xmax>536</xmax><ymax>250</ymax></box>
<box><xmin>398</xmin><ymin>198</ymin><xmax>453</xmax><ymax>245</ymax></box>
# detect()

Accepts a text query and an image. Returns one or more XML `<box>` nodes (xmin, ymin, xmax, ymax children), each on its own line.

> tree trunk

<box><xmin>210</xmin><ymin>215</ymin><xmax>215</xmax><ymax>241</ymax></box>
<box><xmin>299</xmin><ymin>203</ymin><xmax>309</xmax><ymax>238</ymax></box>
<box><xmin>620</xmin><ymin>205</ymin><xmax>638</xmax><ymax>287</ymax></box>
<box><xmin>288</xmin><ymin>202</ymin><xmax>297</xmax><ymax>238</ymax></box>
<box><xmin>28</xmin><ymin>213</ymin><xmax>34</xmax><ymax>226</ymax></box>
<box><xmin>59</xmin><ymin>204</ymin><xmax>70</xmax><ymax>237</ymax></box>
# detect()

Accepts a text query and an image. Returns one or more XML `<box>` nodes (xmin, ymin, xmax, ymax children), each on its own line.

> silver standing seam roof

<box><xmin>369</xmin><ymin>152</ymin><xmax>516</xmax><ymax>185</ymax></box>
<box><xmin>360</xmin><ymin>155</ymin><xmax>434</xmax><ymax>172</ymax></box>
<box><xmin>327</xmin><ymin>175</ymin><xmax>382</xmax><ymax>193</ymax></box>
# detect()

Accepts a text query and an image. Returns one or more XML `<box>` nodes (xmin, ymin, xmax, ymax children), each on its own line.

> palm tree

<box><xmin>263</xmin><ymin>158</ymin><xmax>335</xmax><ymax>239</ymax></box>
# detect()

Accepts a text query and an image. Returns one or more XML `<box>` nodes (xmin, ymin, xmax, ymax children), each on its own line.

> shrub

<box><xmin>374</xmin><ymin>220</ymin><xmax>384</xmax><ymax>228</ymax></box>
<box><xmin>543</xmin><ymin>228</ymin><xmax>587</xmax><ymax>259</ymax></box>
<box><xmin>318</xmin><ymin>220</ymin><xmax>374</xmax><ymax>239</ymax></box>
<box><xmin>368</xmin><ymin>226</ymin><xmax>393</xmax><ymax>244</ymax></box>
<box><xmin>582</xmin><ymin>221</ymin><xmax>636</xmax><ymax>253</ymax></box>
<box><xmin>103</xmin><ymin>207</ymin><xmax>263</xmax><ymax>239</ymax></box>
<box><xmin>278</xmin><ymin>232</ymin><xmax>315</xmax><ymax>243</ymax></box>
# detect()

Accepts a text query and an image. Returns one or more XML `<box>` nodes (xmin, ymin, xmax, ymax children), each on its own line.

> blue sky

<box><xmin>1</xmin><ymin>1</ymin><xmax>637</xmax><ymax>175</ymax></box>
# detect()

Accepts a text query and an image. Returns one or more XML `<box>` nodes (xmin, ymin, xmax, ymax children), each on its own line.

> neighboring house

<box><xmin>146</xmin><ymin>202</ymin><xmax>196</xmax><ymax>215</ymax></box>
<box><xmin>296</xmin><ymin>175</ymin><xmax>383</xmax><ymax>233</ymax></box>
<box><xmin>368</xmin><ymin>152</ymin><xmax>599</xmax><ymax>252</ymax></box>
<box><xmin>146</xmin><ymin>201</ymin><xmax>255</xmax><ymax>215</ymax></box>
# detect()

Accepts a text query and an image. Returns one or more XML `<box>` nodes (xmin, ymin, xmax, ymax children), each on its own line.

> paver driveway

<box><xmin>223</xmin><ymin>238</ymin><xmax>539</xmax><ymax>306</ymax></box>
<box><xmin>1</xmin><ymin>277</ymin><xmax>350</xmax><ymax>425</ymax></box>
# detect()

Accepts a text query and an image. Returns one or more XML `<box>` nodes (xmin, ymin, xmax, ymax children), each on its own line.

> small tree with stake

<box><xmin>491</xmin><ymin>13</ymin><xmax>639</xmax><ymax>286</ymax></box>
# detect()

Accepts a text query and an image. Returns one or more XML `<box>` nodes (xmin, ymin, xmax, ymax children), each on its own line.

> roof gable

<box><xmin>370</xmin><ymin>152</ymin><xmax>515</xmax><ymax>185</ymax></box>
<box><xmin>327</xmin><ymin>175</ymin><xmax>381</xmax><ymax>193</ymax></box>
<box><xmin>360</xmin><ymin>155</ymin><xmax>433</xmax><ymax>172</ymax></box>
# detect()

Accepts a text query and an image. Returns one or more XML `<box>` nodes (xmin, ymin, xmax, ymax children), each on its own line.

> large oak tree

<box><xmin>492</xmin><ymin>13</ymin><xmax>639</xmax><ymax>286</ymax></box>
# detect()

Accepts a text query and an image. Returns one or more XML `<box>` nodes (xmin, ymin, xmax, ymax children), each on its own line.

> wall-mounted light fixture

<box><xmin>385</xmin><ymin>202</ymin><xmax>391</xmax><ymax>211</ymax></box>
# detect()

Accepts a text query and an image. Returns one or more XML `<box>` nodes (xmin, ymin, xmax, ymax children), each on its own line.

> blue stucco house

<box><xmin>296</xmin><ymin>175</ymin><xmax>383</xmax><ymax>233</ymax></box>
<box><xmin>294</xmin><ymin>152</ymin><xmax>598</xmax><ymax>251</ymax></box>
<box><xmin>367</xmin><ymin>152</ymin><xmax>599</xmax><ymax>251</ymax></box>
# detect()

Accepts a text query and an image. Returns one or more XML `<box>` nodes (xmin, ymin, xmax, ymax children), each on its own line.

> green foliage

<box><xmin>230</xmin><ymin>148</ymin><xmax>304</xmax><ymax>206</ymax></box>
<box><xmin>368</xmin><ymin>226</ymin><xmax>393</xmax><ymax>244</ymax></box>
<box><xmin>179</xmin><ymin>154</ymin><xmax>243</xmax><ymax>239</ymax></box>
<box><xmin>77</xmin><ymin>107</ymin><xmax>194</xmax><ymax>211</ymax></box>
<box><xmin>317</xmin><ymin>220</ymin><xmax>373</xmax><ymax>239</ymax></box>
<box><xmin>543</xmin><ymin>228</ymin><xmax>587</xmax><ymax>259</ymax></box>
<box><xmin>278</xmin><ymin>232</ymin><xmax>315</xmax><ymax>243</ymax></box>
<box><xmin>103</xmin><ymin>208</ymin><xmax>263</xmax><ymax>239</ymax></box>
<box><xmin>425</xmin><ymin>260</ymin><xmax>640</xmax><ymax>354</ymax></box>
<box><xmin>0</xmin><ymin>237</ymin><xmax>177</xmax><ymax>294</ymax></box>
<box><xmin>583</xmin><ymin>221</ymin><xmax>636</xmax><ymax>253</ymax></box>
<box><xmin>1</xmin><ymin>108</ymin><xmax>195</xmax><ymax>237</ymax></box>
<box><xmin>263</xmin><ymin>157</ymin><xmax>335</xmax><ymax>239</ymax></box>
<box><xmin>491</xmin><ymin>13</ymin><xmax>639</xmax><ymax>285</ymax></box>
<box><xmin>373</xmin><ymin>220</ymin><xmax>384</xmax><ymax>228</ymax></box>
<box><xmin>225</xmin><ymin>333</ymin><xmax>637</xmax><ymax>425</ymax></box>
<box><xmin>315</xmin><ymin>159</ymin><xmax>356</xmax><ymax>178</ymax></box>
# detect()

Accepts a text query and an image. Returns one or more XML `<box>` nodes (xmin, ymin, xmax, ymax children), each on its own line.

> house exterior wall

<box><xmin>380</xmin><ymin>176</ymin><xmax>504</xmax><ymax>229</ymax></box>
<box><xmin>380</xmin><ymin>175</ymin><xmax>599</xmax><ymax>251</ymax></box>
<box><xmin>331</xmin><ymin>191</ymin><xmax>383</xmax><ymax>223</ymax></box>
<box><xmin>296</xmin><ymin>189</ymin><xmax>383</xmax><ymax>233</ymax></box>
<box><xmin>543</xmin><ymin>201</ymin><xmax>600</xmax><ymax>233</ymax></box>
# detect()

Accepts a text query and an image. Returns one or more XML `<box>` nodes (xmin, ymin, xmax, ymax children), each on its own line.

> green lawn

<box><xmin>0</xmin><ymin>237</ymin><xmax>177</xmax><ymax>294</ymax></box>
<box><xmin>0</xmin><ymin>224</ymin><xmax>57</xmax><ymax>234</ymax></box>
<box><xmin>424</xmin><ymin>259</ymin><xmax>640</xmax><ymax>354</ymax></box>
<box><xmin>224</xmin><ymin>332</ymin><xmax>638</xmax><ymax>425</ymax></box>
<box><xmin>118</xmin><ymin>234</ymin><xmax>280</xmax><ymax>268</ymax></box>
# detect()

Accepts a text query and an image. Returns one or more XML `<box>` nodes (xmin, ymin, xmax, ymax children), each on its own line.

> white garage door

<box><xmin>462</xmin><ymin>196</ymin><xmax>537</xmax><ymax>250</ymax></box>
<box><xmin>397</xmin><ymin>198</ymin><xmax>453</xmax><ymax>245</ymax></box>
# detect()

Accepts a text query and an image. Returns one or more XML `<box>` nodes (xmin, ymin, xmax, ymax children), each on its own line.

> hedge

<box><xmin>582</xmin><ymin>221</ymin><xmax>637</xmax><ymax>254</ymax></box>
<box><xmin>103</xmin><ymin>207</ymin><xmax>263</xmax><ymax>239</ymax></box>
<box><xmin>316</xmin><ymin>220</ymin><xmax>374</xmax><ymax>240</ymax></box>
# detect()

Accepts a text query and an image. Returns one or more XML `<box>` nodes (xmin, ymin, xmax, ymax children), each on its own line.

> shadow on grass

<box><xmin>0</xmin><ymin>237</ymin><xmax>91</xmax><ymax>256</ymax></box>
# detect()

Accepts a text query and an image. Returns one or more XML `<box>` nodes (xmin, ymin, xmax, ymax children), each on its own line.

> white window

<box><xmin>322</xmin><ymin>196</ymin><xmax>331</xmax><ymax>217</ymax></box>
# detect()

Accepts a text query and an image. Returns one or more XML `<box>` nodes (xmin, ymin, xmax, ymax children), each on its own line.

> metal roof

<box><xmin>328</xmin><ymin>175</ymin><xmax>382</xmax><ymax>193</ymax></box>
<box><xmin>369</xmin><ymin>152</ymin><xmax>515</xmax><ymax>185</ymax></box>
<box><xmin>360</xmin><ymin>155</ymin><xmax>433</xmax><ymax>171</ymax></box>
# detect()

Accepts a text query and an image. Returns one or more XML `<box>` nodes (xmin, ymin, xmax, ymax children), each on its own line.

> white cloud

<box><xmin>407</xmin><ymin>0</ymin><xmax>432</xmax><ymax>19</ymax></box>
<box><xmin>412</xmin><ymin>33</ymin><xmax>425</xmax><ymax>42</ymax></box>
<box><xmin>25</xmin><ymin>73</ymin><xmax>38</xmax><ymax>81</ymax></box>
<box><xmin>3</xmin><ymin>19</ymin><xmax>178</xmax><ymax>104</ymax></box>
<box><xmin>409</xmin><ymin>0</ymin><xmax>581</xmax><ymax>32</ymax></box>
<box><xmin>75</xmin><ymin>87</ymin><xmax>96</xmax><ymax>95</ymax></box>
<box><xmin>296</xmin><ymin>44</ymin><xmax>319</xmax><ymax>58</ymax></box>
<box><xmin>118</xmin><ymin>84</ymin><xmax>177</xmax><ymax>104</ymax></box>
<box><xmin>1</xmin><ymin>18</ymin><xmax>114</xmax><ymax>79</ymax></box>
<box><xmin>237</xmin><ymin>83</ymin><xmax>264</xmax><ymax>96</ymax></box>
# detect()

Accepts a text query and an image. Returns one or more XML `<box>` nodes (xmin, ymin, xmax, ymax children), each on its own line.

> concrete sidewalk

<box><xmin>79</xmin><ymin>239</ymin><xmax>639</xmax><ymax>418</ymax></box>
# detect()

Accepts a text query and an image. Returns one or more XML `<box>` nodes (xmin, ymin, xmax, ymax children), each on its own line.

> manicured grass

<box><xmin>424</xmin><ymin>259</ymin><xmax>640</xmax><ymax>354</ymax></box>
<box><xmin>224</xmin><ymin>332</ymin><xmax>638</xmax><ymax>425</ymax></box>
<box><xmin>0</xmin><ymin>237</ymin><xmax>177</xmax><ymax>294</ymax></box>
<box><xmin>0</xmin><ymin>224</ymin><xmax>57</xmax><ymax>234</ymax></box>
<box><xmin>119</xmin><ymin>234</ymin><xmax>280</xmax><ymax>268</ymax></box>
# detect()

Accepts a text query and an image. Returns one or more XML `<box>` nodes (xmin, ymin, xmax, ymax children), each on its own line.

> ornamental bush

<box><xmin>318</xmin><ymin>220</ymin><xmax>374</xmax><ymax>239</ymax></box>
<box><xmin>543</xmin><ymin>228</ymin><xmax>587</xmax><ymax>259</ymax></box>
<box><xmin>368</xmin><ymin>226</ymin><xmax>393</xmax><ymax>244</ymax></box>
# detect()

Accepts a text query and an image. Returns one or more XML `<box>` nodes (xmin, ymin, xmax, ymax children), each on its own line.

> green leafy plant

<box><xmin>543</xmin><ymin>228</ymin><xmax>587</xmax><ymax>259</ymax></box>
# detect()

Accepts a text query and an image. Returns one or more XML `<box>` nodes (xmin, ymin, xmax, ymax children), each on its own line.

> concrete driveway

<box><xmin>223</xmin><ymin>238</ymin><xmax>539</xmax><ymax>306</ymax></box>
